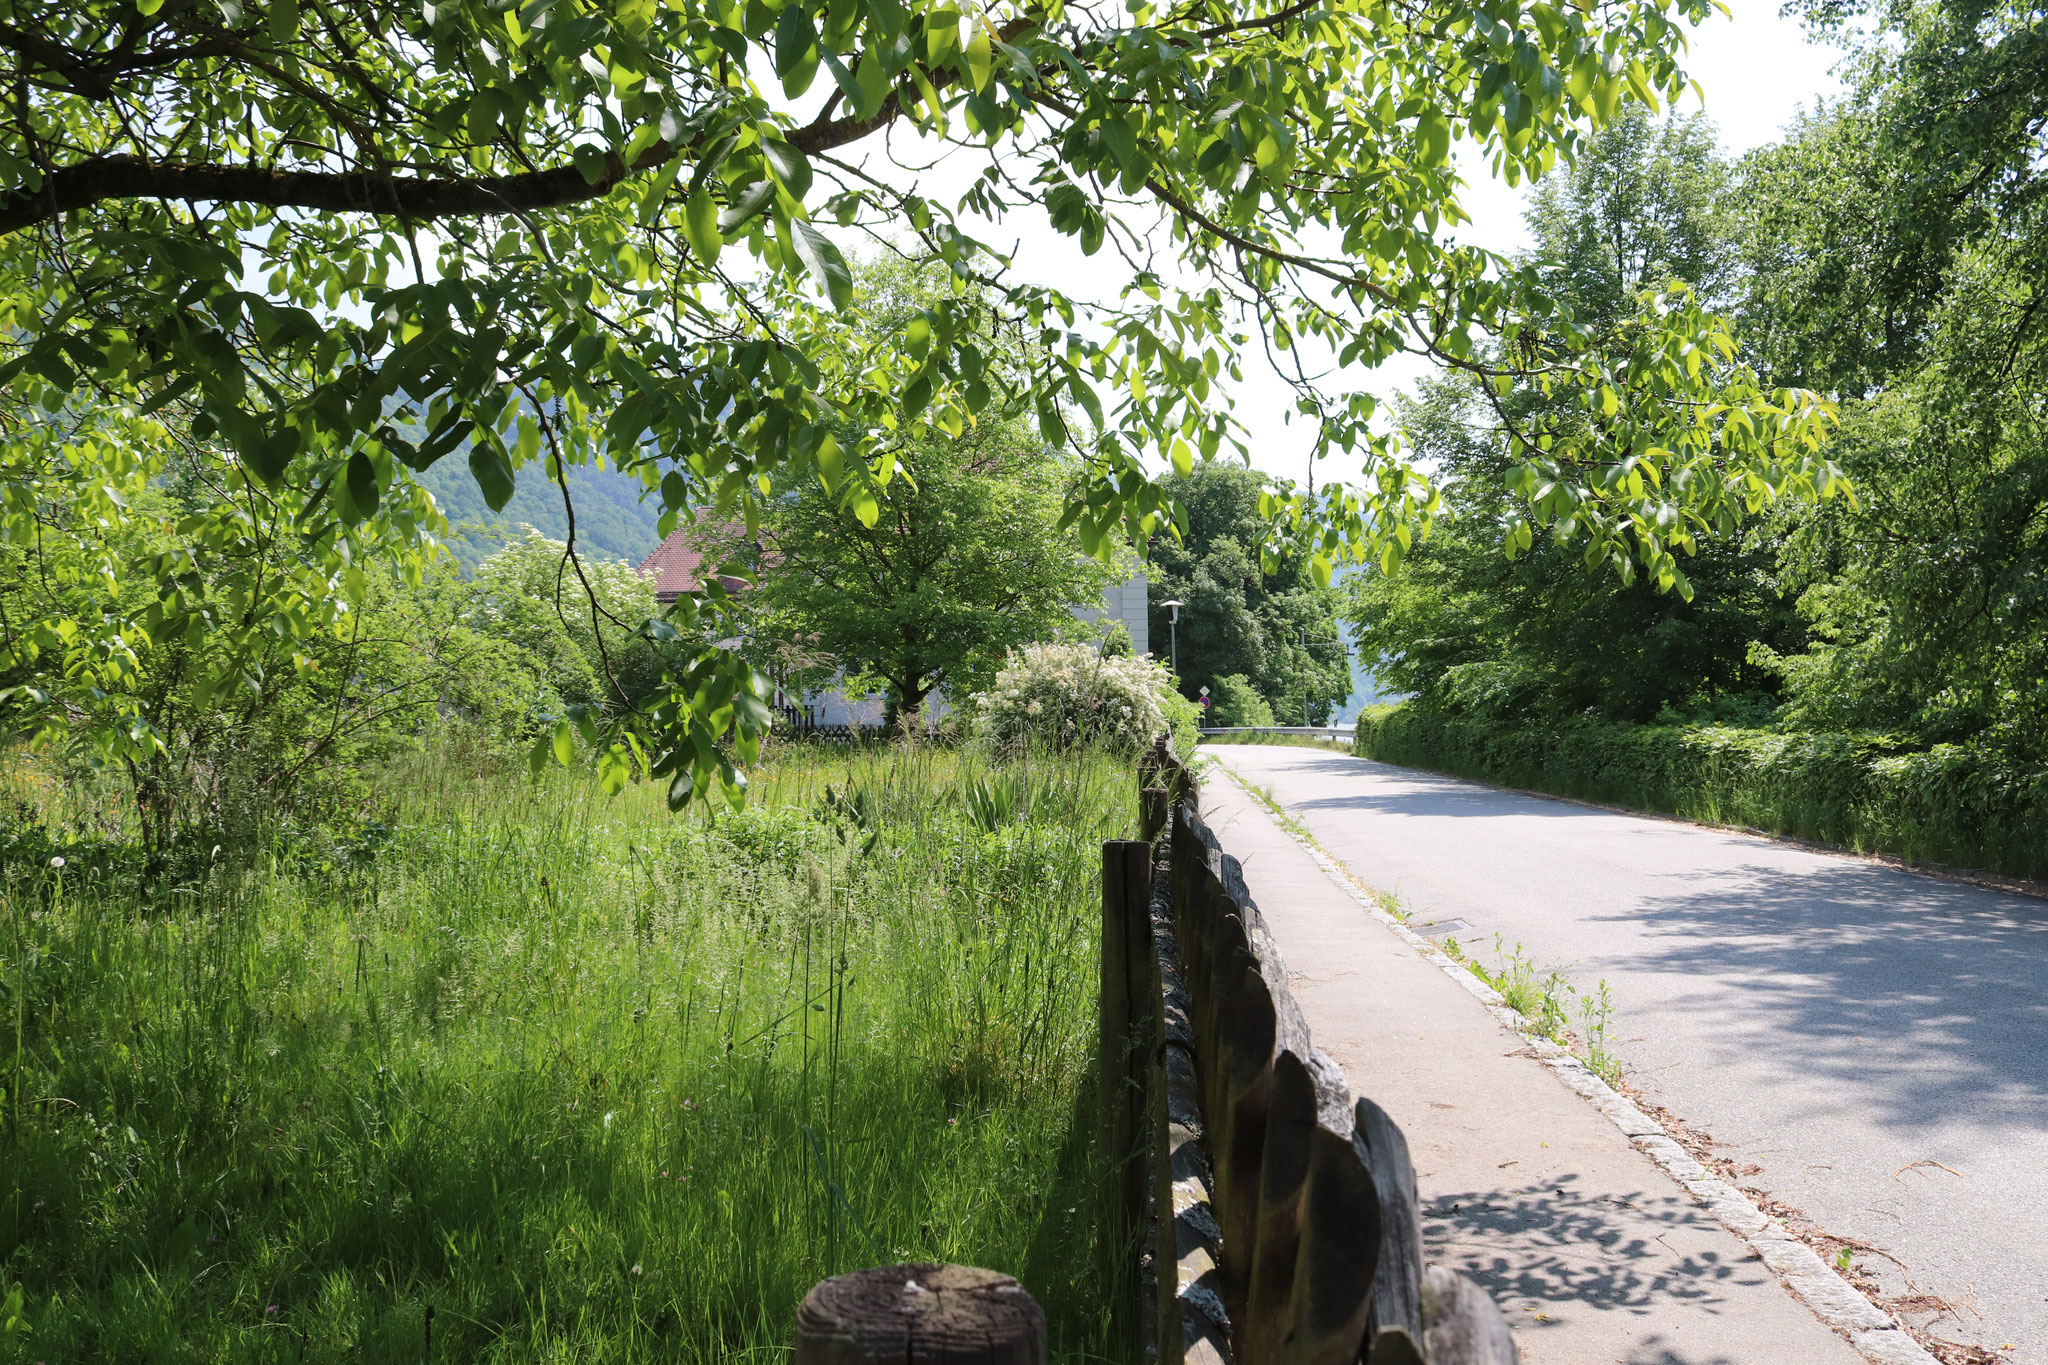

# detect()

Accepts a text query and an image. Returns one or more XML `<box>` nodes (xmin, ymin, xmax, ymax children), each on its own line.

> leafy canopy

<box><xmin>2</xmin><ymin>0</ymin><xmax>1840</xmax><ymax>798</ymax></box>
<box><xmin>699</xmin><ymin>259</ymin><xmax>1124</xmax><ymax>725</ymax></box>
<box><xmin>1347</xmin><ymin>108</ymin><xmax>1804</xmax><ymax>721</ymax></box>
<box><xmin>719</xmin><ymin>422</ymin><xmax>1121</xmax><ymax>724</ymax></box>
<box><xmin>1729</xmin><ymin>26</ymin><xmax>2048</xmax><ymax>754</ymax></box>
<box><xmin>1146</xmin><ymin>462</ymin><xmax>1350</xmax><ymax>724</ymax></box>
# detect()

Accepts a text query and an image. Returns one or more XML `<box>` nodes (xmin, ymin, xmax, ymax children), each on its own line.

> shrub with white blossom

<box><xmin>973</xmin><ymin>643</ymin><xmax>1176</xmax><ymax>755</ymax></box>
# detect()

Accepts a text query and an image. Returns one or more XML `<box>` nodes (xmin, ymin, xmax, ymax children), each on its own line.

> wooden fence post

<box><xmin>793</xmin><ymin>1264</ymin><xmax>1046</xmax><ymax>1364</ymax></box>
<box><xmin>1140</xmin><ymin>784</ymin><xmax>1169</xmax><ymax>842</ymax></box>
<box><xmin>1128</xmin><ymin>734</ymin><xmax>1520</xmax><ymax>1365</ymax></box>
<box><xmin>1100</xmin><ymin>839</ymin><xmax>1157</xmax><ymax>1320</ymax></box>
<box><xmin>1356</xmin><ymin>1097</ymin><xmax>1426</xmax><ymax>1363</ymax></box>
<box><xmin>1419</xmin><ymin>1266</ymin><xmax>1519</xmax><ymax>1364</ymax></box>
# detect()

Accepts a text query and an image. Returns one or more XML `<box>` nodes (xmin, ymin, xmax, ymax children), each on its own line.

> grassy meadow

<box><xmin>1</xmin><ymin>740</ymin><xmax>1134</xmax><ymax>1363</ymax></box>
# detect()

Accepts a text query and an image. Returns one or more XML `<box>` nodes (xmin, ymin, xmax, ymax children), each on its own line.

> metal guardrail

<box><xmin>1198</xmin><ymin>725</ymin><xmax>1354</xmax><ymax>740</ymax></box>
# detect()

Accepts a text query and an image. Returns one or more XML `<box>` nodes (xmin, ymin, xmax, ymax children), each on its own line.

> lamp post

<box><xmin>1160</xmin><ymin>599</ymin><xmax>1184</xmax><ymax>681</ymax></box>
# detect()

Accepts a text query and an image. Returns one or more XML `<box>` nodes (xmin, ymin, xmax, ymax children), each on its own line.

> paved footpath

<box><xmin>1207</xmin><ymin>744</ymin><xmax>2048</xmax><ymax>1364</ymax></box>
<box><xmin>1199</xmin><ymin>770</ymin><xmax>1865</xmax><ymax>1365</ymax></box>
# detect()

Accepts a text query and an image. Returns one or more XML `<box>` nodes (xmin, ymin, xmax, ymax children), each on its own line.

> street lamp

<box><xmin>1160</xmin><ymin>599</ymin><xmax>1184</xmax><ymax>680</ymax></box>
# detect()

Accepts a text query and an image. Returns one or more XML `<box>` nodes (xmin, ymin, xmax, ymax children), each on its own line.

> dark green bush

<box><xmin>1353</xmin><ymin>704</ymin><xmax>2048</xmax><ymax>880</ymax></box>
<box><xmin>1209</xmin><ymin>673</ymin><xmax>1275</xmax><ymax>728</ymax></box>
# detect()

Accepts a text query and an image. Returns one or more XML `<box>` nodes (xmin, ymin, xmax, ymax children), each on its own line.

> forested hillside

<box><xmin>409</xmin><ymin>458</ymin><xmax>663</xmax><ymax>574</ymax></box>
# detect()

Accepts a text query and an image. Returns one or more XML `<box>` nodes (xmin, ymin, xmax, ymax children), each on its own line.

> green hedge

<box><xmin>1352</xmin><ymin>704</ymin><xmax>2048</xmax><ymax>881</ymax></box>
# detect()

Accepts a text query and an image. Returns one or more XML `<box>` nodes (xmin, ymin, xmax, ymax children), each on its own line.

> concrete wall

<box><xmin>1071</xmin><ymin>573</ymin><xmax>1150</xmax><ymax>657</ymax></box>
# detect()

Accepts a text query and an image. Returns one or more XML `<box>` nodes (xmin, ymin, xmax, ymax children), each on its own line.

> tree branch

<box><xmin>0</xmin><ymin>96</ymin><xmax>912</xmax><ymax>237</ymax></box>
<box><xmin>0</xmin><ymin>8</ymin><xmax>1040</xmax><ymax>238</ymax></box>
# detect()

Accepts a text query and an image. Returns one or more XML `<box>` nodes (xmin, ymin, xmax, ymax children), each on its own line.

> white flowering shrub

<box><xmin>972</xmin><ymin>643</ymin><xmax>1176</xmax><ymax>755</ymax></box>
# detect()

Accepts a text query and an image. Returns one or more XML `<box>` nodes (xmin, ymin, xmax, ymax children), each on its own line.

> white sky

<box><xmin>838</xmin><ymin>0</ymin><xmax>1851</xmax><ymax>485</ymax></box>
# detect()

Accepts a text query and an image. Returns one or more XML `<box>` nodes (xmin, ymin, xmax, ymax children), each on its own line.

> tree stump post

<box><xmin>1099</xmin><ymin>838</ymin><xmax>1157</xmax><ymax>1325</ymax></box>
<box><xmin>793</xmin><ymin>1264</ymin><xmax>1047</xmax><ymax>1365</ymax></box>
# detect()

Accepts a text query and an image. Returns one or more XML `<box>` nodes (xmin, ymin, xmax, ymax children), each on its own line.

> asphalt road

<box><xmin>1210</xmin><ymin>744</ymin><xmax>2048</xmax><ymax>1363</ymax></box>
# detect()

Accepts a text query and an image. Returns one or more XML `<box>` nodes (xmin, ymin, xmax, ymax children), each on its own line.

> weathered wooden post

<box><xmin>1140</xmin><ymin>783</ymin><xmax>1169</xmax><ymax>842</ymax></box>
<box><xmin>1419</xmin><ymin>1266</ymin><xmax>1520</xmax><ymax>1363</ymax></box>
<box><xmin>1139</xmin><ymin>733</ymin><xmax>1179</xmax><ymax>842</ymax></box>
<box><xmin>1100</xmin><ymin>838</ymin><xmax>1157</xmax><ymax>1321</ymax></box>
<box><xmin>1349</xmin><ymin>1097</ymin><xmax>1428</xmax><ymax>1364</ymax></box>
<box><xmin>793</xmin><ymin>1264</ymin><xmax>1046</xmax><ymax>1364</ymax></box>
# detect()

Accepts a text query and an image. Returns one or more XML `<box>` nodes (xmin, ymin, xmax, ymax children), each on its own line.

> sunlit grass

<box><xmin>2</xmin><ymin>739</ymin><xmax>1134</xmax><ymax>1363</ymax></box>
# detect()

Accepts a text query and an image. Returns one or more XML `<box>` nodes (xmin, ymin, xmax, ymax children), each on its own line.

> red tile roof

<box><xmin>637</xmin><ymin>525</ymin><xmax>752</xmax><ymax>602</ymax></box>
<box><xmin>636</xmin><ymin>529</ymin><xmax>707</xmax><ymax>602</ymax></box>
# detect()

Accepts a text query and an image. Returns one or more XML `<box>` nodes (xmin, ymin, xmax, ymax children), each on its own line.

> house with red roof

<box><xmin>635</xmin><ymin>529</ymin><xmax>751</xmax><ymax>602</ymax></box>
<box><xmin>634</xmin><ymin>525</ymin><xmax>1149</xmax><ymax>728</ymax></box>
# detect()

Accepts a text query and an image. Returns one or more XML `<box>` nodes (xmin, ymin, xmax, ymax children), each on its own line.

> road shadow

<box><xmin>1222</xmin><ymin>746</ymin><xmax>1625</xmax><ymax>824</ymax></box>
<box><xmin>1423</xmin><ymin>1176</ymin><xmax>1780</xmax><ymax>1365</ymax></box>
<box><xmin>1424</xmin><ymin>1178</ymin><xmax>1760</xmax><ymax>1314</ymax></box>
<box><xmin>1269</xmin><ymin>753</ymin><xmax>1703</xmax><ymax>826</ymax></box>
<box><xmin>1219</xmin><ymin>746</ymin><xmax>2048</xmax><ymax>1134</ymax></box>
<box><xmin>1609</xmin><ymin>857</ymin><xmax>2048</xmax><ymax>1131</ymax></box>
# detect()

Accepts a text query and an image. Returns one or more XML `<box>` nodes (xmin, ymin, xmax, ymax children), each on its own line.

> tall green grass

<box><xmin>2</xmin><ymin>740</ymin><xmax>1134</xmax><ymax>1362</ymax></box>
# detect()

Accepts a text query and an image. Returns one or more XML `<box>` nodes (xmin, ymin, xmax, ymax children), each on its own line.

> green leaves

<box><xmin>344</xmin><ymin>451</ymin><xmax>380</xmax><ymax>520</ymax></box>
<box><xmin>1416</xmin><ymin>110</ymin><xmax>1451</xmax><ymax>166</ymax></box>
<box><xmin>793</xmin><ymin>221</ymin><xmax>853</xmax><ymax>312</ymax></box>
<box><xmin>682</xmin><ymin>190</ymin><xmax>724</xmax><ymax>266</ymax></box>
<box><xmin>925</xmin><ymin>7</ymin><xmax>960</xmax><ymax>68</ymax></box>
<box><xmin>470</xmin><ymin>443</ymin><xmax>516</xmax><ymax>512</ymax></box>
<box><xmin>760</xmin><ymin>139</ymin><xmax>813</xmax><ymax>204</ymax></box>
<box><xmin>1496</xmin><ymin>285</ymin><xmax>1843</xmax><ymax>588</ymax></box>
<box><xmin>243</xmin><ymin>429</ymin><xmax>298</xmax><ymax>485</ymax></box>
<box><xmin>718</xmin><ymin>179</ymin><xmax>777</xmax><ymax>234</ymax></box>
<box><xmin>963</xmin><ymin>20</ymin><xmax>993</xmax><ymax>93</ymax></box>
<box><xmin>774</xmin><ymin>5</ymin><xmax>821</xmax><ymax>96</ymax></box>
<box><xmin>1100</xmin><ymin>114</ymin><xmax>1138</xmax><ymax>170</ymax></box>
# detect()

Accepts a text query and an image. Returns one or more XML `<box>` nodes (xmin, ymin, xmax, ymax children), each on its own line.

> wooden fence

<box><xmin>1102</xmin><ymin>738</ymin><xmax>1517</xmax><ymax>1364</ymax></box>
<box><xmin>794</xmin><ymin>736</ymin><xmax>1517</xmax><ymax>1364</ymax></box>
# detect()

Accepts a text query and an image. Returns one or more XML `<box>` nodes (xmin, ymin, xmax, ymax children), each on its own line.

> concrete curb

<box><xmin>1224</xmin><ymin>771</ymin><xmax>1939</xmax><ymax>1365</ymax></box>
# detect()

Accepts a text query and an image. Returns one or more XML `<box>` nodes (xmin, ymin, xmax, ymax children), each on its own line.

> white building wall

<box><xmin>1071</xmin><ymin>573</ymin><xmax>1150</xmax><ymax>657</ymax></box>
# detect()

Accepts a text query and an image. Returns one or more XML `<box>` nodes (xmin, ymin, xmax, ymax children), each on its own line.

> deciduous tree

<box><xmin>720</xmin><ymin>416</ymin><xmax>1121</xmax><ymax>726</ymax></box>
<box><xmin>0</xmin><ymin>0</ymin><xmax>1840</xmax><ymax>800</ymax></box>
<box><xmin>1147</xmin><ymin>462</ymin><xmax>1351</xmax><ymax>723</ymax></box>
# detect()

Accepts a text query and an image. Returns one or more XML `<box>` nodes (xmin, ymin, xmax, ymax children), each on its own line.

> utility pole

<box><xmin>1299</xmin><ymin>626</ymin><xmax>1348</xmax><ymax>728</ymax></box>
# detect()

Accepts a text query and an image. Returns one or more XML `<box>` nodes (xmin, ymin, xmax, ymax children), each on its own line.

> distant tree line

<box><xmin>1351</xmin><ymin>1</ymin><xmax>2048</xmax><ymax>764</ymax></box>
<box><xmin>1146</xmin><ymin>463</ymin><xmax>1351</xmax><ymax>728</ymax></box>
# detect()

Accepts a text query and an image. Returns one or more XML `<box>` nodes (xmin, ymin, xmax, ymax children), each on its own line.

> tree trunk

<box><xmin>793</xmin><ymin>1264</ymin><xmax>1045</xmax><ymax>1364</ymax></box>
<box><xmin>888</xmin><ymin>679</ymin><xmax>931</xmax><ymax>736</ymax></box>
